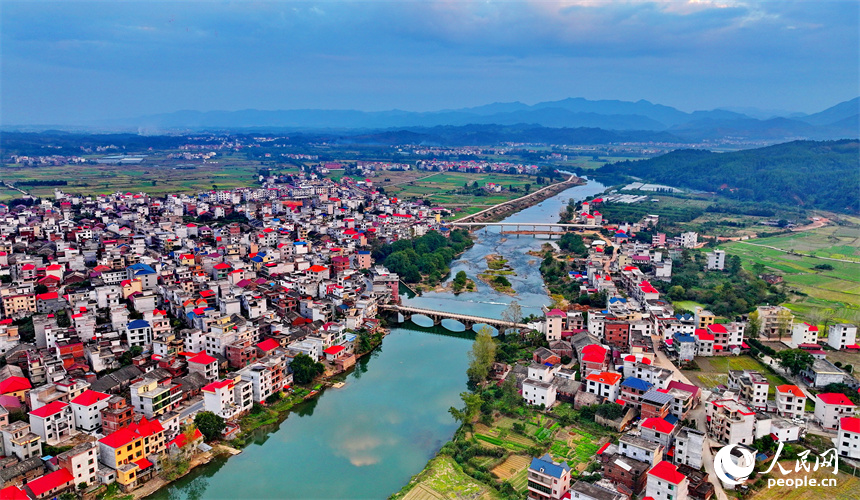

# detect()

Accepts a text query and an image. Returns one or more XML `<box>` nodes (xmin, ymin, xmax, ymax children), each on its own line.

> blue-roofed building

<box><xmin>620</xmin><ymin>377</ymin><xmax>654</xmax><ymax>409</ymax></box>
<box><xmin>126</xmin><ymin>262</ymin><xmax>157</xmax><ymax>289</ymax></box>
<box><xmin>126</xmin><ymin>319</ymin><xmax>152</xmax><ymax>348</ymax></box>
<box><xmin>671</xmin><ymin>332</ymin><xmax>697</xmax><ymax>362</ymax></box>
<box><xmin>527</xmin><ymin>454</ymin><xmax>572</xmax><ymax>500</ymax></box>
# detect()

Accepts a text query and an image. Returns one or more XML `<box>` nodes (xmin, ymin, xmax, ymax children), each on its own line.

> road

<box><xmin>177</xmin><ymin>397</ymin><xmax>204</xmax><ymax>421</ymax></box>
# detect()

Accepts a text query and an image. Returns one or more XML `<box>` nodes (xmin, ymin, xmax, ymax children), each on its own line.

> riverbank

<box><xmin>457</xmin><ymin>175</ymin><xmax>585</xmax><ymax>224</ymax></box>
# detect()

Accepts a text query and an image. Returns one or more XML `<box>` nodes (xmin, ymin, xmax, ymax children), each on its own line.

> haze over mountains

<box><xmin>106</xmin><ymin>96</ymin><xmax>860</xmax><ymax>142</ymax></box>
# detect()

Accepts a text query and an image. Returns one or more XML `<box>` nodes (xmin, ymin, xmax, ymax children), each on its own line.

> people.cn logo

<box><xmin>714</xmin><ymin>444</ymin><xmax>756</xmax><ymax>485</ymax></box>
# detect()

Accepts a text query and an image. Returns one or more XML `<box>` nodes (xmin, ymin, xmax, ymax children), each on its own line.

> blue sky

<box><xmin>1</xmin><ymin>0</ymin><xmax>857</xmax><ymax>125</ymax></box>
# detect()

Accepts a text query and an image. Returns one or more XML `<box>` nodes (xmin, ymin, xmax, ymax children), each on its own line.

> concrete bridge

<box><xmin>379</xmin><ymin>304</ymin><xmax>529</xmax><ymax>331</ymax></box>
<box><xmin>449</xmin><ymin>222</ymin><xmax>596</xmax><ymax>235</ymax></box>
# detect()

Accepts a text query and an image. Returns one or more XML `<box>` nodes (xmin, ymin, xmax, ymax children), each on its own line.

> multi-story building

<box><xmin>202</xmin><ymin>377</ymin><xmax>253</xmax><ymax>420</ymax></box>
<box><xmin>838</xmin><ymin>417</ymin><xmax>860</xmax><ymax>459</ymax></box>
<box><xmin>618</xmin><ymin>434</ymin><xmax>662</xmax><ymax>466</ymax></box>
<box><xmin>791</xmin><ymin>322</ymin><xmax>819</xmax><ymax>347</ymax></box>
<box><xmin>70</xmin><ymin>390</ymin><xmax>111</xmax><ymax>432</ymax></box>
<box><xmin>827</xmin><ymin>324</ymin><xmax>858</xmax><ymax>350</ymax></box>
<box><xmin>585</xmin><ymin>372</ymin><xmax>622</xmax><ymax>402</ymax></box>
<box><xmin>526</xmin><ymin>454</ymin><xmax>572</xmax><ymax>500</ymax></box>
<box><xmin>706</xmin><ymin>250</ymin><xmax>726</xmax><ymax>271</ymax></box>
<box><xmin>645</xmin><ymin>460</ymin><xmax>689</xmax><ymax>500</ymax></box>
<box><xmin>707</xmin><ymin>398</ymin><xmax>755</xmax><ymax>445</ymax></box>
<box><xmin>0</xmin><ymin>421</ymin><xmax>42</xmax><ymax>460</ymax></box>
<box><xmin>601</xmin><ymin>453</ymin><xmax>649</xmax><ymax>496</ymax></box>
<box><xmin>97</xmin><ymin>417</ymin><xmax>165</xmax><ymax>470</ymax></box>
<box><xmin>640</xmin><ymin>417</ymin><xmax>675</xmax><ymax>449</ymax></box>
<box><xmin>56</xmin><ymin>440</ymin><xmax>99</xmax><ymax>487</ymax></box>
<box><xmin>130</xmin><ymin>378</ymin><xmax>182</xmax><ymax>419</ymax></box>
<box><xmin>755</xmin><ymin>305</ymin><xmax>793</xmax><ymax>339</ymax></box>
<box><xmin>101</xmin><ymin>396</ymin><xmax>135</xmax><ymax>435</ymax></box>
<box><xmin>814</xmin><ymin>393</ymin><xmax>857</xmax><ymax>430</ymax></box>
<box><xmin>673</xmin><ymin>427</ymin><xmax>705</xmax><ymax>469</ymax></box>
<box><xmin>728</xmin><ymin>370</ymin><xmax>769</xmax><ymax>411</ymax></box>
<box><xmin>775</xmin><ymin>385</ymin><xmax>806</xmax><ymax>419</ymax></box>
<box><xmin>29</xmin><ymin>401</ymin><xmax>75</xmax><ymax>446</ymax></box>
<box><xmin>568</xmin><ymin>481</ymin><xmax>625</xmax><ymax>500</ymax></box>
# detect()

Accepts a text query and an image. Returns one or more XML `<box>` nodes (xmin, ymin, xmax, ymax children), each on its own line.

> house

<box><xmin>706</xmin><ymin>250</ymin><xmax>725</xmax><ymax>271</ymax></box>
<box><xmin>645</xmin><ymin>460</ymin><xmax>689</xmax><ymax>500</ymax></box>
<box><xmin>101</xmin><ymin>396</ymin><xmax>135</xmax><ymax>434</ymax></box>
<box><xmin>727</xmin><ymin>370</ymin><xmax>769</xmax><ymax>411</ymax></box>
<box><xmin>838</xmin><ymin>417</ymin><xmax>860</xmax><ymax>459</ymax></box>
<box><xmin>527</xmin><ymin>453</ymin><xmax>571</xmax><ymax>500</ymax></box>
<box><xmin>814</xmin><ymin>393</ymin><xmax>857</xmax><ymax>430</ymax></box>
<box><xmin>97</xmin><ymin>417</ymin><xmax>165</xmax><ymax>470</ymax></box>
<box><xmin>29</xmin><ymin>401</ymin><xmax>76</xmax><ymax>446</ymax></box>
<box><xmin>569</xmin><ymin>481</ymin><xmax>626</xmax><ymax>500</ymax></box>
<box><xmin>801</xmin><ymin>358</ymin><xmax>846</xmax><ymax>388</ymax></box>
<box><xmin>70</xmin><ymin>390</ymin><xmax>111</xmax><ymax>432</ymax></box>
<box><xmin>673</xmin><ymin>427</ymin><xmax>705</xmax><ymax>469</ymax></box>
<box><xmin>126</xmin><ymin>319</ymin><xmax>153</xmax><ymax>348</ymax></box>
<box><xmin>791</xmin><ymin>322</ymin><xmax>819</xmax><ymax>348</ymax></box>
<box><xmin>640</xmin><ymin>417</ymin><xmax>676</xmax><ymax>449</ymax></box>
<box><xmin>56</xmin><ymin>440</ymin><xmax>99</xmax><ymax>487</ymax></box>
<box><xmin>640</xmin><ymin>390</ymin><xmax>673</xmax><ymax>419</ymax></box>
<box><xmin>585</xmin><ymin>372</ymin><xmax>622</xmax><ymax>402</ymax></box>
<box><xmin>0</xmin><ymin>376</ymin><xmax>31</xmax><ymax>404</ymax></box>
<box><xmin>827</xmin><ymin>324</ymin><xmax>857</xmax><ymax>350</ymax></box>
<box><xmin>671</xmin><ymin>333</ymin><xmax>696</xmax><ymax>362</ymax></box>
<box><xmin>523</xmin><ymin>379</ymin><xmax>558</xmax><ymax>408</ymax></box>
<box><xmin>0</xmin><ymin>421</ymin><xmax>42</xmax><ymax>461</ymax></box>
<box><xmin>619</xmin><ymin>377</ymin><xmax>653</xmax><ymax>410</ymax></box>
<box><xmin>775</xmin><ymin>385</ymin><xmax>806</xmax><ymax>419</ymax></box>
<box><xmin>23</xmin><ymin>469</ymin><xmax>75</xmax><ymax>500</ymax></box>
<box><xmin>707</xmin><ymin>398</ymin><xmax>755</xmax><ymax>445</ymax></box>
<box><xmin>618</xmin><ymin>434</ymin><xmax>662</xmax><ymax>466</ymax></box>
<box><xmin>202</xmin><ymin>377</ymin><xmax>252</xmax><ymax>420</ymax></box>
<box><xmin>130</xmin><ymin>378</ymin><xmax>182</xmax><ymax>419</ymax></box>
<box><xmin>545</xmin><ymin>309</ymin><xmax>565</xmax><ymax>342</ymax></box>
<box><xmin>167</xmin><ymin>427</ymin><xmax>204</xmax><ymax>458</ymax></box>
<box><xmin>601</xmin><ymin>453</ymin><xmax>649</xmax><ymax>496</ymax></box>
<box><xmin>187</xmin><ymin>352</ymin><xmax>219</xmax><ymax>382</ymax></box>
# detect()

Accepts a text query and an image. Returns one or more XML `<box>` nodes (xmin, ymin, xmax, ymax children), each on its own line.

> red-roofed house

<box><xmin>792</xmin><ymin>322</ymin><xmax>819</xmax><ymax>348</ymax></box>
<box><xmin>545</xmin><ymin>308</ymin><xmax>565</xmax><ymax>341</ymax></box>
<box><xmin>256</xmin><ymin>338</ymin><xmax>280</xmax><ymax>357</ymax></box>
<box><xmin>202</xmin><ymin>378</ymin><xmax>251</xmax><ymax>420</ymax></box>
<box><xmin>98</xmin><ymin>417</ymin><xmax>165</xmax><ymax>470</ymax></box>
<box><xmin>640</xmin><ymin>417</ymin><xmax>677</xmax><ymax>449</ymax></box>
<box><xmin>645</xmin><ymin>461</ymin><xmax>689</xmax><ymax>500</ymax></box>
<box><xmin>70</xmin><ymin>390</ymin><xmax>111</xmax><ymax>432</ymax></box>
<box><xmin>167</xmin><ymin>428</ymin><xmax>204</xmax><ymax>458</ymax></box>
<box><xmin>585</xmin><ymin>372</ymin><xmax>622</xmax><ymax>401</ymax></box>
<box><xmin>580</xmin><ymin>344</ymin><xmax>610</xmax><ymax>376</ymax></box>
<box><xmin>307</xmin><ymin>265</ymin><xmax>330</xmax><ymax>280</ymax></box>
<box><xmin>815</xmin><ymin>393</ymin><xmax>857</xmax><ymax>429</ymax></box>
<box><xmin>24</xmin><ymin>469</ymin><xmax>75</xmax><ymax>500</ymax></box>
<box><xmin>29</xmin><ymin>401</ymin><xmax>75</xmax><ymax>446</ymax></box>
<box><xmin>693</xmin><ymin>329</ymin><xmax>715</xmax><ymax>356</ymax></box>
<box><xmin>188</xmin><ymin>352</ymin><xmax>219</xmax><ymax>381</ymax></box>
<box><xmin>0</xmin><ymin>376</ymin><xmax>31</xmax><ymax>403</ymax></box>
<box><xmin>838</xmin><ymin>416</ymin><xmax>860</xmax><ymax>459</ymax></box>
<box><xmin>0</xmin><ymin>485</ymin><xmax>29</xmax><ymax>500</ymax></box>
<box><xmin>323</xmin><ymin>344</ymin><xmax>346</xmax><ymax>361</ymax></box>
<box><xmin>775</xmin><ymin>385</ymin><xmax>806</xmax><ymax>419</ymax></box>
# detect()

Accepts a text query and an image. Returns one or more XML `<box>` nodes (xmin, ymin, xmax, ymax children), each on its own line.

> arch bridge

<box><xmin>379</xmin><ymin>304</ymin><xmax>529</xmax><ymax>331</ymax></box>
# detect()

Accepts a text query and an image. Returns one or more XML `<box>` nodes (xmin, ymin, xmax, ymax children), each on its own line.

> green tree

<box><xmin>466</xmin><ymin>327</ymin><xmax>497</xmax><ymax>384</ymax></box>
<box><xmin>775</xmin><ymin>349</ymin><xmax>814</xmax><ymax>376</ymax></box>
<box><xmin>500</xmin><ymin>300</ymin><xmax>522</xmax><ymax>335</ymax></box>
<box><xmin>194</xmin><ymin>411</ymin><xmax>225</xmax><ymax>441</ymax></box>
<box><xmin>668</xmin><ymin>285</ymin><xmax>686</xmax><ymax>301</ymax></box>
<box><xmin>290</xmin><ymin>353</ymin><xmax>325</xmax><ymax>385</ymax></box>
<box><xmin>119</xmin><ymin>345</ymin><xmax>143</xmax><ymax>366</ymax></box>
<box><xmin>448</xmin><ymin>391</ymin><xmax>483</xmax><ymax>425</ymax></box>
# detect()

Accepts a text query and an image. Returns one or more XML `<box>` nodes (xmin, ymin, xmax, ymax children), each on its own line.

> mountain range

<box><xmin>85</xmin><ymin>96</ymin><xmax>860</xmax><ymax>142</ymax></box>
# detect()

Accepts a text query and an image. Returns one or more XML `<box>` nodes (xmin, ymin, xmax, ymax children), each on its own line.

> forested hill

<box><xmin>598</xmin><ymin>140</ymin><xmax>860</xmax><ymax>214</ymax></box>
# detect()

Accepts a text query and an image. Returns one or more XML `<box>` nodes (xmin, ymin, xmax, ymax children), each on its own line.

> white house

<box><xmin>29</xmin><ymin>401</ymin><xmax>76</xmax><ymax>446</ymax></box>
<box><xmin>645</xmin><ymin>461</ymin><xmax>689</xmax><ymax>500</ymax></box>
<box><xmin>70</xmin><ymin>390</ymin><xmax>111</xmax><ymax>432</ymax></box>
<box><xmin>585</xmin><ymin>372</ymin><xmax>622</xmax><ymax>402</ymax></box>
<box><xmin>838</xmin><ymin>416</ymin><xmax>860</xmax><ymax>459</ymax></box>
<box><xmin>827</xmin><ymin>324</ymin><xmax>858</xmax><ymax>350</ymax></box>
<box><xmin>814</xmin><ymin>393</ymin><xmax>857</xmax><ymax>430</ymax></box>
<box><xmin>775</xmin><ymin>385</ymin><xmax>806</xmax><ymax>420</ymax></box>
<box><xmin>791</xmin><ymin>322</ymin><xmax>819</xmax><ymax>347</ymax></box>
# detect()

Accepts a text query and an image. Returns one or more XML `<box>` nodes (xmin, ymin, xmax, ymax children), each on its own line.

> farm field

<box><xmin>720</xmin><ymin>227</ymin><xmax>860</xmax><ymax>324</ymax></box>
<box><xmin>748</xmin><ymin>461</ymin><xmax>860</xmax><ymax>500</ymax></box>
<box><xmin>397</xmin><ymin>455</ymin><xmax>500</xmax><ymax>500</ymax></box>
<box><xmin>1</xmin><ymin>153</ymin><xmax>262</xmax><ymax>198</ymax></box>
<box><xmin>683</xmin><ymin>355</ymin><xmax>789</xmax><ymax>395</ymax></box>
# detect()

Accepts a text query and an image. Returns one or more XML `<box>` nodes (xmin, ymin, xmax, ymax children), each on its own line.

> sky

<box><xmin>1</xmin><ymin>0</ymin><xmax>858</xmax><ymax>125</ymax></box>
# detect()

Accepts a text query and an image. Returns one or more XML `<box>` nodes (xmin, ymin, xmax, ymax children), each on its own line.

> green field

<box><xmin>685</xmin><ymin>355</ymin><xmax>789</xmax><ymax>395</ymax></box>
<box><xmin>395</xmin><ymin>455</ymin><xmax>500</xmax><ymax>500</ymax></box>
<box><xmin>720</xmin><ymin>227</ymin><xmax>860</xmax><ymax>324</ymax></box>
<box><xmin>1</xmin><ymin>152</ymin><xmax>263</xmax><ymax>198</ymax></box>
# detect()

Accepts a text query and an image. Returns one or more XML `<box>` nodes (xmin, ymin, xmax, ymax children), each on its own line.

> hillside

<box><xmin>598</xmin><ymin>140</ymin><xmax>860</xmax><ymax>214</ymax></box>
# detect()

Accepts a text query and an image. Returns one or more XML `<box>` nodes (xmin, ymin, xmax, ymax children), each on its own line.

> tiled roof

<box><xmin>30</xmin><ymin>401</ymin><xmax>68</xmax><ymax>419</ymax></box>
<box><xmin>818</xmin><ymin>393</ymin><xmax>854</xmax><ymax>406</ymax></box>
<box><xmin>647</xmin><ymin>460</ymin><xmax>685</xmax><ymax>484</ymax></box>
<box><xmin>70</xmin><ymin>390</ymin><xmax>111</xmax><ymax>407</ymax></box>
<box><xmin>25</xmin><ymin>469</ymin><xmax>74</xmax><ymax>497</ymax></box>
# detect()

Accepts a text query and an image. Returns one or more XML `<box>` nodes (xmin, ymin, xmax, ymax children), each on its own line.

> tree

<box><xmin>448</xmin><ymin>391</ymin><xmax>483</xmax><ymax>426</ymax></box>
<box><xmin>668</xmin><ymin>285</ymin><xmax>686</xmax><ymax>301</ymax></box>
<box><xmin>776</xmin><ymin>349</ymin><xmax>814</xmax><ymax>376</ymax></box>
<box><xmin>291</xmin><ymin>353</ymin><xmax>325</xmax><ymax>385</ymax></box>
<box><xmin>194</xmin><ymin>411</ymin><xmax>225</xmax><ymax>441</ymax></box>
<box><xmin>119</xmin><ymin>345</ymin><xmax>143</xmax><ymax>366</ymax></box>
<box><xmin>747</xmin><ymin>310</ymin><xmax>761</xmax><ymax>339</ymax></box>
<box><xmin>500</xmin><ymin>301</ymin><xmax>522</xmax><ymax>335</ymax></box>
<box><xmin>775</xmin><ymin>308</ymin><xmax>793</xmax><ymax>341</ymax></box>
<box><xmin>467</xmin><ymin>327</ymin><xmax>497</xmax><ymax>384</ymax></box>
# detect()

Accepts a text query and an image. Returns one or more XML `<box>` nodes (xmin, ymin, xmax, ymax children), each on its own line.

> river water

<box><xmin>147</xmin><ymin>179</ymin><xmax>605</xmax><ymax>500</ymax></box>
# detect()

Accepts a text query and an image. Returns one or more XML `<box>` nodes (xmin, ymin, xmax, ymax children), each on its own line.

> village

<box><xmin>0</xmin><ymin>167</ymin><xmax>856</xmax><ymax>500</ymax></box>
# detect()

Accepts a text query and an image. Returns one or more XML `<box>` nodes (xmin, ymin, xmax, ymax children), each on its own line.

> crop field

<box><xmin>549</xmin><ymin>428</ymin><xmax>602</xmax><ymax>471</ymax></box>
<box><xmin>398</xmin><ymin>456</ymin><xmax>499</xmax><ymax>500</ymax></box>
<box><xmin>685</xmin><ymin>355</ymin><xmax>789</xmax><ymax>395</ymax></box>
<box><xmin>720</xmin><ymin>228</ymin><xmax>860</xmax><ymax>324</ymax></box>
<box><xmin>1</xmin><ymin>153</ymin><xmax>262</xmax><ymax>198</ymax></box>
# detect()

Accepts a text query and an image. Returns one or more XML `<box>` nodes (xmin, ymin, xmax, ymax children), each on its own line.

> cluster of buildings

<box><xmin>515</xmin><ymin>198</ymin><xmax>860</xmax><ymax>500</ymax></box>
<box><xmin>0</xmin><ymin>176</ymin><xmax>454</xmax><ymax>498</ymax></box>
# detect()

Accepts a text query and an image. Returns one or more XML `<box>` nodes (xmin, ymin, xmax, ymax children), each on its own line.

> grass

<box><xmin>685</xmin><ymin>355</ymin><xmax>789</xmax><ymax>395</ymax></box>
<box><xmin>673</xmin><ymin>300</ymin><xmax>706</xmax><ymax>312</ymax></box>
<box><xmin>395</xmin><ymin>455</ymin><xmax>500</xmax><ymax>500</ymax></box>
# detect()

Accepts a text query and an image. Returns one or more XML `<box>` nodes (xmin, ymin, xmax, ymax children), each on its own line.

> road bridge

<box><xmin>379</xmin><ymin>304</ymin><xmax>529</xmax><ymax>331</ymax></box>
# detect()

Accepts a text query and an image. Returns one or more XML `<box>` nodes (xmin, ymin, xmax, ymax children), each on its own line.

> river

<box><xmin>147</xmin><ymin>178</ymin><xmax>605</xmax><ymax>500</ymax></box>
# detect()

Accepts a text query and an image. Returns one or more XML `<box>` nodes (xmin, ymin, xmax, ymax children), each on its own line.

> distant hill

<box><xmin>598</xmin><ymin>140</ymin><xmax>860</xmax><ymax>214</ymax></box>
<box><xmin>97</xmin><ymin>97</ymin><xmax>858</xmax><ymax>142</ymax></box>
